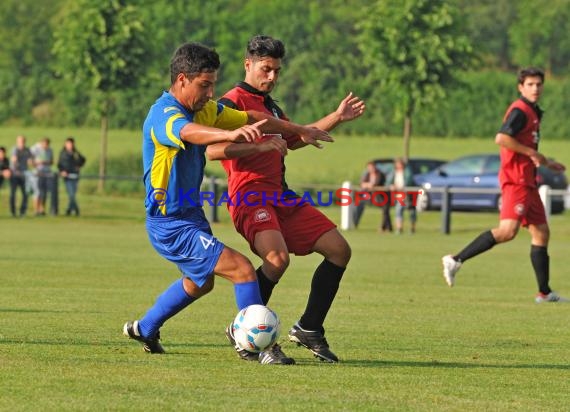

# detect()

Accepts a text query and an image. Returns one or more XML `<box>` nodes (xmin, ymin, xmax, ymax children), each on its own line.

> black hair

<box><xmin>518</xmin><ymin>67</ymin><xmax>545</xmax><ymax>84</ymax></box>
<box><xmin>170</xmin><ymin>42</ymin><xmax>220</xmax><ymax>84</ymax></box>
<box><xmin>246</xmin><ymin>35</ymin><xmax>285</xmax><ymax>60</ymax></box>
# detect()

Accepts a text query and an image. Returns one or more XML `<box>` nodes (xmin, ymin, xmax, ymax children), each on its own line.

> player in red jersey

<box><xmin>442</xmin><ymin>67</ymin><xmax>567</xmax><ymax>303</ymax></box>
<box><xmin>208</xmin><ymin>35</ymin><xmax>365</xmax><ymax>364</ymax></box>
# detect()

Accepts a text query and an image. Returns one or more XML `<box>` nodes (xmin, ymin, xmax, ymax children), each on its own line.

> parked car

<box><xmin>366</xmin><ymin>157</ymin><xmax>446</xmax><ymax>183</ymax></box>
<box><xmin>414</xmin><ymin>154</ymin><xmax>568</xmax><ymax>214</ymax></box>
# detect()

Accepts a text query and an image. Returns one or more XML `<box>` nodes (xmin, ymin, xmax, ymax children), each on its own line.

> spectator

<box><xmin>30</xmin><ymin>137</ymin><xmax>54</xmax><ymax>216</ymax></box>
<box><xmin>9</xmin><ymin>135</ymin><xmax>33</xmax><ymax>217</ymax></box>
<box><xmin>57</xmin><ymin>137</ymin><xmax>86</xmax><ymax>216</ymax></box>
<box><xmin>388</xmin><ymin>157</ymin><xmax>417</xmax><ymax>234</ymax></box>
<box><xmin>353</xmin><ymin>161</ymin><xmax>392</xmax><ymax>232</ymax></box>
<box><xmin>0</xmin><ymin>146</ymin><xmax>11</xmax><ymax>189</ymax></box>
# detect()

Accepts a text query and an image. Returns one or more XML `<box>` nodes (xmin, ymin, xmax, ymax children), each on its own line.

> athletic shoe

<box><xmin>225</xmin><ymin>324</ymin><xmax>258</xmax><ymax>361</ymax></box>
<box><xmin>123</xmin><ymin>320</ymin><xmax>165</xmax><ymax>354</ymax></box>
<box><xmin>442</xmin><ymin>255</ymin><xmax>462</xmax><ymax>287</ymax></box>
<box><xmin>288</xmin><ymin>323</ymin><xmax>338</xmax><ymax>363</ymax></box>
<box><xmin>258</xmin><ymin>343</ymin><xmax>296</xmax><ymax>365</ymax></box>
<box><xmin>535</xmin><ymin>291</ymin><xmax>570</xmax><ymax>303</ymax></box>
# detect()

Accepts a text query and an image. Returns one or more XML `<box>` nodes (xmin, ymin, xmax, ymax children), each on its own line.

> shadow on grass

<box><xmin>3</xmin><ymin>338</ymin><xmax>568</xmax><ymax>372</ymax></box>
<box><xmin>341</xmin><ymin>358</ymin><xmax>570</xmax><ymax>370</ymax></box>
<box><xmin>0</xmin><ymin>308</ymin><xmax>82</xmax><ymax>313</ymax></box>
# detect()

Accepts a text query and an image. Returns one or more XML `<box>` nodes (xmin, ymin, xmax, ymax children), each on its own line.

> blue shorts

<box><xmin>146</xmin><ymin>208</ymin><xmax>225</xmax><ymax>287</ymax></box>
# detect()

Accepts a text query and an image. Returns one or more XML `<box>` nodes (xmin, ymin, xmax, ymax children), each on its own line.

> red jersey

<box><xmin>219</xmin><ymin>83</ymin><xmax>301</xmax><ymax>206</ymax></box>
<box><xmin>498</xmin><ymin>98</ymin><xmax>540</xmax><ymax>187</ymax></box>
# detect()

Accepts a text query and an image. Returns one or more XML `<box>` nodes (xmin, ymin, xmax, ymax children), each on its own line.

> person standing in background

<box><xmin>353</xmin><ymin>161</ymin><xmax>392</xmax><ymax>232</ymax></box>
<box><xmin>388</xmin><ymin>158</ymin><xmax>417</xmax><ymax>234</ymax></box>
<box><xmin>9</xmin><ymin>135</ymin><xmax>33</xmax><ymax>217</ymax></box>
<box><xmin>57</xmin><ymin>137</ymin><xmax>86</xmax><ymax>216</ymax></box>
<box><xmin>30</xmin><ymin>137</ymin><xmax>54</xmax><ymax>216</ymax></box>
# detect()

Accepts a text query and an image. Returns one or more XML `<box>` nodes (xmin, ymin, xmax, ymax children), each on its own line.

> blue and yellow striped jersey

<box><xmin>142</xmin><ymin>91</ymin><xmax>248</xmax><ymax>216</ymax></box>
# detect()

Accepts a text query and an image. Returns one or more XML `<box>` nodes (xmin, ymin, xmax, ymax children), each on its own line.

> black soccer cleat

<box><xmin>288</xmin><ymin>323</ymin><xmax>339</xmax><ymax>363</ymax></box>
<box><xmin>123</xmin><ymin>320</ymin><xmax>165</xmax><ymax>354</ymax></box>
<box><xmin>225</xmin><ymin>324</ymin><xmax>259</xmax><ymax>361</ymax></box>
<box><xmin>258</xmin><ymin>343</ymin><xmax>296</xmax><ymax>365</ymax></box>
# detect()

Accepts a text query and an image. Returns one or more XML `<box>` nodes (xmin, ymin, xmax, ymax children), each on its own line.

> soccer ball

<box><xmin>232</xmin><ymin>304</ymin><xmax>280</xmax><ymax>353</ymax></box>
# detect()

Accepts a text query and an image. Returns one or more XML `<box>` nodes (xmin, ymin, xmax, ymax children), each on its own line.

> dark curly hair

<box><xmin>518</xmin><ymin>67</ymin><xmax>545</xmax><ymax>84</ymax></box>
<box><xmin>246</xmin><ymin>35</ymin><xmax>285</xmax><ymax>60</ymax></box>
<box><xmin>170</xmin><ymin>42</ymin><xmax>220</xmax><ymax>84</ymax></box>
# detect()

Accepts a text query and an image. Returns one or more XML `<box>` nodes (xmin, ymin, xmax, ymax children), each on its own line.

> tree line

<box><xmin>1</xmin><ymin>0</ymin><xmax>570</xmax><ymax>141</ymax></box>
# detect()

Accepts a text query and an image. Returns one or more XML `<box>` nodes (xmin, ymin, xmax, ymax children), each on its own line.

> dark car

<box><xmin>414</xmin><ymin>154</ymin><xmax>568</xmax><ymax>214</ymax></box>
<box><xmin>368</xmin><ymin>157</ymin><xmax>446</xmax><ymax>183</ymax></box>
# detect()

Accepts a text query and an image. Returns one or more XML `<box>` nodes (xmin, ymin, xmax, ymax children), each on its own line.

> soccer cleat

<box><xmin>225</xmin><ymin>324</ymin><xmax>259</xmax><ymax>361</ymax></box>
<box><xmin>535</xmin><ymin>292</ymin><xmax>570</xmax><ymax>303</ymax></box>
<box><xmin>442</xmin><ymin>255</ymin><xmax>462</xmax><ymax>287</ymax></box>
<box><xmin>258</xmin><ymin>343</ymin><xmax>296</xmax><ymax>365</ymax></box>
<box><xmin>123</xmin><ymin>320</ymin><xmax>165</xmax><ymax>354</ymax></box>
<box><xmin>288</xmin><ymin>323</ymin><xmax>338</xmax><ymax>363</ymax></box>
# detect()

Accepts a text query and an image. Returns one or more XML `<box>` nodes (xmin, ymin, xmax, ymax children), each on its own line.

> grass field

<box><xmin>1</xmin><ymin>193</ymin><xmax>569</xmax><ymax>411</ymax></box>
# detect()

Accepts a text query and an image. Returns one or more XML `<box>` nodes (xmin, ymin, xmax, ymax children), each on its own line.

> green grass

<box><xmin>1</xmin><ymin>195</ymin><xmax>569</xmax><ymax>411</ymax></box>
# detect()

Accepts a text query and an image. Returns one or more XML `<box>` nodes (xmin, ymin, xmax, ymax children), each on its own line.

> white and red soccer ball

<box><xmin>231</xmin><ymin>304</ymin><xmax>280</xmax><ymax>353</ymax></box>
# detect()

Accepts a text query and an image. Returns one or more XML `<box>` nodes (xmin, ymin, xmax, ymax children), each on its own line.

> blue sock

<box><xmin>234</xmin><ymin>280</ymin><xmax>263</xmax><ymax>310</ymax></box>
<box><xmin>138</xmin><ymin>278</ymin><xmax>196</xmax><ymax>338</ymax></box>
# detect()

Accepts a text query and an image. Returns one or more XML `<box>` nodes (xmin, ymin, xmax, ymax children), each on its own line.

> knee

<box><xmin>263</xmin><ymin>250</ymin><xmax>290</xmax><ymax>278</ymax></box>
<box><xmin>184</xmin><ymin>276</ymin><xmax>214</xmax><ymax>299</ymax></box>
<box><xmin>339</xmin><ymin>242</ymin><xmax>352</xmax><ymax>266</ymax></box>
<box><xmin>494</xmin><ymin>228</ymin><xmax>517</xmax><ymax>243</ymax></box>
<box><xmin>234</xmin><ymin>257</ymin><xmax>257</xmax><ymax>284</ymax></box>
<box><xmin>199</xmin><ymin>276</ymin><xmax>215</xmax><ymax>295</ymax></box>
<box><xmin>328</xmin><ymin>241</ymin><xmax>352</xmax><ymax>268</ymax></box>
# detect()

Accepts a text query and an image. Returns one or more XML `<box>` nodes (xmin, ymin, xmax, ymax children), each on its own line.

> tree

<box><xmin>509</xmin><ymin>0</ymin><xmax>570</xmax><ymax>76</ymax></box>
<box><xmin>358</xmin><ymin>0</ymin><xmax>473</xmax><ymax>159</ymax></box>
<box><xmin>456</xmin><ymin>0</ymin><xmax>516</xmax><ymax>70</ymax></box>
<box><xmin>0</xmin><ymin>0</ymin><xmax>62</xmax><ymax>124</ymax></box>
<box><xmin>52</xmin><ymin>0</ymin><xmax>147</xmax><ymax>192</ymax></box>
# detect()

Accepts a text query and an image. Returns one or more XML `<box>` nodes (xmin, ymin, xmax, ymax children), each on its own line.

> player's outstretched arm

<box><xmin>246</xmin><ymin>110</ymin><xmax>333</xmax><ymax>149</ymax></box>
<box><xmin>206</xmin><ymin>135</ymin><xmax>288</xmax><ymax>161</ymax></box>
<box><xmin>308</xmin><ymin>92</ymin><xmax>366</xmax><ymax>132</ymax></box>
<box><xmin>180</xmin><ymin>119</ymin><xmax>267</xmax><ymax>146</ymax></box>
<box><xmin>287</xmin><ymin>92</ymin><xmax>365</xmax><ymax>150</ymax></box>
<box><xmin>545</xmin><ymin>159</ymin><xmax>566</xmax><ymax>172</ymax></box>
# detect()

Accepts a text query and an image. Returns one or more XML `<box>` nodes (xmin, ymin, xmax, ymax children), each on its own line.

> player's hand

<box><xmin>529</xmin><ymin>151</ymin><xmax>547</xmax><ymax>167</ymax></box>
<box><xmin>226</xmin><ymin>119</ymin><xmax>267</xmax><ymax>143</ymax></box>
<box><xmin>257</xmin><ymin>135</ymin><xmax>288</xmax><ymax>156</ymax></box>
<box><xmin>546</xmin><ymin>159</ymin><xmax>566</xmax><ymax>172</ymax></box>
<box><xmin>336</xmin><ymin>92</ymin><xmax>366</xmax><ymax>122</ymax></box>
<box><xmin>298</xmin><ymin>126</ymin><xmax>334</xmax><ymax>149</ymax></box>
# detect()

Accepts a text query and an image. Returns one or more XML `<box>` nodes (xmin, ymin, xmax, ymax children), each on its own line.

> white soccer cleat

<box><xmin>442</xmin><ymin>255</ymin><xmax>461</xmax><ymax>287</ymax></box>
<box><xmin>535</xmin><ymin>291</ymin><xmax>570</xmax><ymax>303</ymax></box>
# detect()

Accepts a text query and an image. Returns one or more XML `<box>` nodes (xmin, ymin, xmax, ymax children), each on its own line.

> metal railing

<box><xmin>339</xmin><ymin>181</ymin><xmax>568</xmax><ymax>234</ymax></box>
<box><xmin>67</xmin><ymin>175</ymin><xmax>568</xmax><ymax>233</ymax></box>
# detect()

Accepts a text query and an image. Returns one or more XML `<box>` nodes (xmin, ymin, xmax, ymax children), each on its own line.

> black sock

<box><xmin>530</xmin><ymin>245</ymin><xmax>551</xmax><ymax>295</ymax></box>
<box><xmin>256</xmin><ymin>266</ymin><xmax>277</xmax><ymax>305</ymax></box>
<box><xmin>454</xmin><ymin>230</ymin><xmax>497</xmax><ymax>263</ymax></box>
<box><xmin>299</xmin><ymin>259</ymin><xmax>345</xmax><ymax>331</ymax></box>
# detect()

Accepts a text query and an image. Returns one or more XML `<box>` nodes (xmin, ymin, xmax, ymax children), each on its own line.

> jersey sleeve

<box><xmin>212</xmin><ymin>102</ymin><xmax>248</xmax><ymax>130</ymax></box>
<box><xmin>218</xmin><ymin>97</ymin><xmax>238</xmax><ymax>109</ymax></box>
<box><xmin>151</xmin><ymin>106</ymin><xmax>189</xmax><ymax>149</ymax></box>
<box><xmin>498</xmin><ymin>108</ymin><xmax>527</xmax><ymax>138</ymax></box>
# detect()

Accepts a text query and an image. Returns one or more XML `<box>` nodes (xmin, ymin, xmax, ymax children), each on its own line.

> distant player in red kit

<box><xmin>442</xmin><ymin>67</ymin><xmax>567</xmax><ymax>303</ymax></box>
